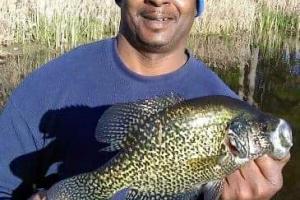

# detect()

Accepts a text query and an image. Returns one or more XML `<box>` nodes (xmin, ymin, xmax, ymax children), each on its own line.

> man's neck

<box><xmin>116</xmin><ymin>34</ymin><xmax>188</xmax><ymax>76</ymax></box>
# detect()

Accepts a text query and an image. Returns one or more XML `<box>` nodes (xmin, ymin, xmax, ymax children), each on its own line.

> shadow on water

<box><xmin>1</xmin><ymin>36</ymin><xmax>299</xmax><ymax>199</ymax></box>
<box><xmin>10</xmin><ymin>105</ymin><xmax>117</xmax><ymax>199</ymax></box>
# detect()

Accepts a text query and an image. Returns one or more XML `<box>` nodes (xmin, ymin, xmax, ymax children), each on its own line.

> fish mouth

<box><xmin>269</xmin><ymin>119</ymin><xmax>293</xmax><ymax>159</ymax></box>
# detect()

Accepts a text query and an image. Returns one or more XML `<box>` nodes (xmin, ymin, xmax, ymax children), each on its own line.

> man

<box><xmin>0</xmin><ymin>0</ymin><xmax>289</xmax><ymax>199</ymax></box>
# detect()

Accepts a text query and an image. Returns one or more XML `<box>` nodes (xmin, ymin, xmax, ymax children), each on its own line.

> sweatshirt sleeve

<box><xmin>0</xmin><ymin>99</ymin><xmax>39</xmax><ymax>199</ymax></box>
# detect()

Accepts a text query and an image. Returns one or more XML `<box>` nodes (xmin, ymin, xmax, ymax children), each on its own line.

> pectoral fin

<box><xmin>202</xmin><ymin>180</ymin><xmax>223</xmax><ymax>200</ymax></box>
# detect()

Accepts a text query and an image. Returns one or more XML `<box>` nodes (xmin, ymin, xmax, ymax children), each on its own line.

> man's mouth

<box><xmin>142</xmin><ymin>14</ymin><xmax>173</xmax><ymax>22</ymax></box>
<box><xmin>140</xmin><ymin>12</ymin><xmax>176</xmax><ymax>31</ymax></box>
<box><xmin>140</xmin><ymin>9</ymin><xmax>176</xmax><ymax>25</ymax></box>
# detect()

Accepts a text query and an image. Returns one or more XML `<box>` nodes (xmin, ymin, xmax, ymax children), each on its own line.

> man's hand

<box><xmin>222</xmin><ymin>154</ymin><xmax>290</xmax><ymax>200</ymax></box>
<box><xmin>28</xmin><ymin>190</ymin><xmax>47</xmax><ymax>200</ymax></box>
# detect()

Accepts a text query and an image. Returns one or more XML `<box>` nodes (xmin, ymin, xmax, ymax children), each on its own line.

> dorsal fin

<box><xmin>95</xmin><ymin>93</ymin><xmax>184</xmax><ymax>151</ymax></box>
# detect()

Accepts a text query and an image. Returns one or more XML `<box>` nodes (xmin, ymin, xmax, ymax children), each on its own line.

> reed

<box><xmin>252</xmin><ymin>0</ymin><xmax>299</xmax><ymax>58</ymax></box>
<box><xmin>0</xmin><ymin>0</ymin><xmax>298</xmax><ymax>50</ymax></box>
<box><xmin>0</xmin><ymin>0</ymin><xmax>299</xmax><ymax>110</ymax></box>
<box><xmin>192</xmin><ymin>0</ymin><xmax>256</xmax><ymax>36</ymax></box>
<box><xmin>0</xmin><ymin>0</ymin><xmax>120</xmax><ymax>49</ymax></box>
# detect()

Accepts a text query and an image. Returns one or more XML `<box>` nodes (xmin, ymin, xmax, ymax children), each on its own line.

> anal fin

<box><xmin>124</xmin><ymin>188</ymin><xmax>202</xmax><ymax>200</ymax></box>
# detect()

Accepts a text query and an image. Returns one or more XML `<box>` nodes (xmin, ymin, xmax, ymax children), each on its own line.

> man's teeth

<box><xmin>149</xmin><ymin>18</ymin><xmax>169</xmax><ymax>21</ymax></box>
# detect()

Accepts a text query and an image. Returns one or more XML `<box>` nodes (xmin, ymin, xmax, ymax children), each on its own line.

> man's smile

<box><xmin>119</xmin><ymin>0</ymin><xmax>195</xmax><ymax>52</ymax></box>
<box><xmin>140</xmin><ymin>10</ymin><xmax>176</xmax><ymax>30</ymax></box>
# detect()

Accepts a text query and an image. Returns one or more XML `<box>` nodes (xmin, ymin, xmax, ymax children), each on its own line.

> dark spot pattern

<box><xmin>47</xmin><ymin>96</ymin><xmax>278</xmax><ymax>200</ymax></box>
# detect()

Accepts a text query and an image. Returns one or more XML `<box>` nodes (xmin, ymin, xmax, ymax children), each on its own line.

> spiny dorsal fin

<box><xmin>95</xmin><ymin>93</ymin><xmax>184</xmax><ymax>151</ymax></box>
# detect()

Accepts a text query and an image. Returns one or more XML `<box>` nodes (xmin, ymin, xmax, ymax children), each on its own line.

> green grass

<box><xmin>250</xmin><ymin>3</ymin><xmax>299</xmax><ymax>59</ymax></box>
<box><xmin>256</xmin><ymin>5</ymin><xmax>299</xmax><ymax>38</ymax></box>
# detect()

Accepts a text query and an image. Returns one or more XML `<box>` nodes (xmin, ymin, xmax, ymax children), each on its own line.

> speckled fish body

<box><xmin>46</xmin><ymin>95</ymin><xmax>293</xmax><ymax>200</ymax></box>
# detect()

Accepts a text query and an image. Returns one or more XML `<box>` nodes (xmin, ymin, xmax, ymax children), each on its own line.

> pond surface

<box><xmin>213</xmin><ymin>39</ymin><xmax>300</xmax><ymax>200</ymax></box>
<box><xmin>0</xmin><ymin>37</ymin><xmax>299</xmax><ymax>199</ymax></box>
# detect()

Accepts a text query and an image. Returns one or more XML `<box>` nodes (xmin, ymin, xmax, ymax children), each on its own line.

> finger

<box><xmin>222</xmin><ymin>177</ymin><xmax>235</xmax><ymax>200</ymax></box>
<box><xmin>254</xmin><ymin>155</ymin><xmax>288</xmax><ymax>188</ymax></box>
<box><xmin>275</xmin><ymin>153</ymin><xmax>291</xmax><ymax>166</ymax></box>
<box><xmin>255</xmin><ymin>154</ymin><xmax>289</xmax><ymax>178</ymax></box>
<box><xmin>240</xmin><ymin>160</ymin><xmax>275</xmax><ymax>198</ymax></box>
<box><xmin>28</xmin><ymin>191</ymin><xmax>47</xmax><ymax>200</ymax></box>
<box><xmin>223</xmin><ymin>170</ymin><xmax>245</xmax><ymax>198</ymax></box>
<box><xmin>256</xmin><ymin>153</ymin><xmax>290</xmax><ymax>171</ymax></box>
<box><xmin>240</xmin><ymin>160</ymin><xmax>264</xmax><ymax>183</ymax></box>
<box><xmin>28</xmin><ymin>194</ymin><xmax>41</xmax><ymax>200</ymax></box>
<box><xmin>226</xmin><ymin>168</ymin><xmax>245</xmax><ymax>184</ymax></box>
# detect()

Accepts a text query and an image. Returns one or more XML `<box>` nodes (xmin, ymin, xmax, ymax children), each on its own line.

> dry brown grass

<box><xmin>0</xmin><ymin>0</ymin><xmax>298</xmax><ymax>47</ymax></box>
<box><xmin>260</xmin><ymin>0</ymin><xmax>299</xmax><ymax>13</ymax></box>
<box><xmin>0</xmin><ymin>0</ymin><xmax>120</xmax><ymax>47</ymax></box>
<box><xmin>0</xmin><ymin>0</ymin><xmax>299</xmax><ymax>110</ymax></box>
<box><xmin>192</xmin><ymin>0</ymin><xmax>257</xmax><ymax>35</ymax></box>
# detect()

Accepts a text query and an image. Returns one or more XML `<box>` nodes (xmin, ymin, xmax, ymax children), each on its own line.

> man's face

<box><xmin>119</xmin><ymin>0</ymin><xmax>196</xmax><ymax>53</ymax></box>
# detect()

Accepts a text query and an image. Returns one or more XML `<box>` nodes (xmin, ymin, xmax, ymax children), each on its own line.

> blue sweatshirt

<box><xmin>0</xmin><ymin>38</ymin><xmax>237</xmax><ymax>199</ymax></box>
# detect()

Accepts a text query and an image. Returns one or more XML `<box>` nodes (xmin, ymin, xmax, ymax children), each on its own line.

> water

<box><xmin>213</xmin><ymin>38</ymin><xmax>300</xmax><ymax>200</ymax></box>
<box><xmin>0</xmin><ymin>37</ymin><xmax>299</xmax><ymax>199</ymax></box>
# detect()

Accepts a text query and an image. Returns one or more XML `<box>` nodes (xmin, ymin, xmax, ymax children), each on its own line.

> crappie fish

<box><xmin>46</xmin><ymin>95</ymin><xmax>293</xmax><ymax>200</ymax></box>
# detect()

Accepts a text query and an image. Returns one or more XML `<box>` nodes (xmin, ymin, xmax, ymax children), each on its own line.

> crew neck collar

<box><xmin>111</xmin><ymin>37</ymin><xmax>196</xmax><ymax>83</ymax></box>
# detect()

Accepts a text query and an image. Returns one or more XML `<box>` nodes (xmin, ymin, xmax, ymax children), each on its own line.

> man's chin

<box><xmin>138</xmin><ymin>38</ymin><xmax>174</xmax><ymax>53</ymax></box>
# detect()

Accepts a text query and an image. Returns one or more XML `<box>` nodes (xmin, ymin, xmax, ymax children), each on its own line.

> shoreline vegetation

<box><xmin>0</xmin><ymin>0</ymin><xmax>299</xmax><ymax>109</ymax></box>
<box><xmin>0</xmin><ymin>0</ymin><xmax>298</xmax><ymax>49</ymax></box>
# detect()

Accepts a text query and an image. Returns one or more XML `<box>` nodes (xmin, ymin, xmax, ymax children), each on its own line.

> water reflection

<box><xmin>238</xmin><ymin>47</ymin><xmax>260</xmax><ymax>105</ymax></box>
<box><xmin>0</xmin><ymin>37</ymin><xmax>299</xmax><ymax>199</ymax></box>
<box><xmin>214</xmin><ymin>38</ymin><xmax>300</xmax><ymax>200</ymax></box>
<box><xmin>0</xmin><ymin>45</ymin><xmax>55</xmax><ymax>109</ymax></box>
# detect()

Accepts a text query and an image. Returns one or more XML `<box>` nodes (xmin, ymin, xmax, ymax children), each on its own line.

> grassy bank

<box><xmin>0</xmin><ymin>0</ymin><xmax>299</xmax><ymax>110</ymax></box>
<box><xmin>253</xmin><ymin>1</ymin><xmax>299</xmax><ymax>54</ymax></box>
<box><xmin>0</xmin><ymin>0</ymin><xmax>299</xmax><ymax>50</ymax></box>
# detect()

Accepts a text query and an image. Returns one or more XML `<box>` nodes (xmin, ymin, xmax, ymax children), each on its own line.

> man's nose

<box><xmin>146</xmin><ymin>0</ymin><xmax>171</xmax><ymax>7</ymax></box>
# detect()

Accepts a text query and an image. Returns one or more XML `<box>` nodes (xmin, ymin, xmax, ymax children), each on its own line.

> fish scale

<box><xmin>46</xmin><ymin>95</ymin><xmax>293</xmax><ymax>200</ymax></box>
